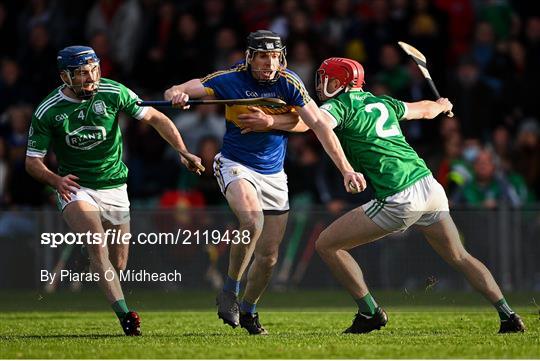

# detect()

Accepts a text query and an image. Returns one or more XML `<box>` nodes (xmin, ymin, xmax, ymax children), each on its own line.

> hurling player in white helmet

<box><xmin>238</xmin><ymin>57</ymin><xmax>525</xmax><ymax>334</ymax></box>
<box><xmin>26</xmin><ymin>45</ymin><xmax>203</xmax><ymax>336</ymax></box>
<box><xmin>164</xmin><ymin>31</ymin><xmax>365</xmax><ymax>335</ymax></box>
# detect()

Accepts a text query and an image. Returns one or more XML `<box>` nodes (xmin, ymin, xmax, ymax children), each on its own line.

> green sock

<box><xmin>354</xmin><ymin>293</ymin><xmax>378</xmax><ymax>315</ymax></box>
<box><xmin>112</xmin><ymin>299</ymin><xmax>129</xmax><ymax>319</ymax></box>
<box><xmin>494</xmin><ymin>298</ymin><xmax>514</xmax><ymax>320</ymax></box>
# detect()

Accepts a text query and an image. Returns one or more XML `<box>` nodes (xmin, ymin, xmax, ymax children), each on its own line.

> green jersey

<box><xmin>26</xmin><ymin>78</ymin><xmax>147</xmax><ymax>189</ymax></box>
<box><xmin>320</xmin><ymin>90</ymin><xmax>431</xmax><ymax>199</ymax></box>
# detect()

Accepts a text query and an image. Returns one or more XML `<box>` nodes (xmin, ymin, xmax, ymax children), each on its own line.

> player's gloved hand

<box><xmin>55</xmin><ymin>174</ymin><xmax>80</xmax><ymax>202</ymax></box>
<box><xmin>343</xmin><ymin>171</ymin><xmax>366</xmax><ymax>194</ymax></box>
<box><xmin>436</xmin><ymin>98</ymin><xmax>453</xmax><ymax>115</ymax></box>
<box><xmin>179</xmin><ymin>151</ymin><xmax>205</xmax><ymax>175</ymax></box>
<box><xmin>237</xmin><ymin>106</ymin><xmax>274</xmax><ymax>134</ymax></box>
<box><xmin>164</xmin><ymin>87</ymin><xmax>190</xmax><ymax>110</ymax></box>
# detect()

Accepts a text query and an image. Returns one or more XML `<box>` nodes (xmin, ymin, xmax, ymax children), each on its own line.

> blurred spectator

<box><xmin>86</xmin><ymin>0</ymin><xmax>142</xmax><ymax>76</ymax></box>
<box><xmin>125</xmin><ymin>116</ymin><xmax>178</xmax><ymax>198</ymax></box>
<box><xmin>408</xmin><ymin>0</ymin><xmax>447</xmax><ymax>82</ymax></box>
<box><xmin>399</xmin><ymin>61</ymin><xmax>438</xmax><ymax>149</ymax></box>
<box><xmin>489</xmin><ymin>124</ymin><xmax>512</xmax><ymax>171</ymax></box>
<box><xmin>471</xmin><ymin>21</ymin><xmax>497</xmax><ymax>73</ymax></box>
<box><xmin>524</xmin><ymin>16</ymin><xmax>540</xmax><ymax>72</ymax></box>
<box><xmin>192</xmin><ymin>135</ymin><xmax>224</xmax><ymax>206</ymax></box>
<box><xmin>236</xmin><ymin>0</ymin><xmax>273</xmax><ymax>32</ymax></box>
<box><xmin>0</xmin><ymin>136</ymin><xmax>8</xmax><ymax>205</ymax></box>
<box><xmin>497</xmin><ymin>39</ymin><xmax>537</xmax><ymax>122</ymax></box>
<box><xmin>18</xmin><ymin>24</ymin><xmax>57</xmax><ymax>102</ymax></box>
<box><xmin>448</xmin><ymin>57</ymin><xmax>499</xmax><ymax>140</ymax></box>
<box><xmin>16</xmin><ymin>0</ymin><xmax>52</xmax><ymax>49</ymax></box>
<box><xmin>286</xmin><ymin>134</ymin><xmax>323</xmax><ymax>203</ymax></box>
<box><xmin>4</xmin><ymin>105</ymin><xmax>48</xmax><ymax>206</ymax></box>
<box><xmin>172</xmin><ymin>104</ymin><xmax>225</xmax><ymax>152</ymax></box>
<box><xmin>430</xmin><ymin>116</ymin><xmax>472</xmax><ymax>197</ymax></box>
<box><xmin>453</xmin><ymin>148</ymin><xmax>532</xmax><ymax>208</ymax></box>
<box><xmin>0</xmin><ymin>2</ymin><xmax>19</xmax><ymax>56</ymax></box>
<box><xmin>319</xmin><ymin>0</ymin><xmax>358</xmax><ymax>55</ymax></box>
<box><xmin>513</xmin><ymin>118</ymin><xmax>540</xmax><ymax>197</ymax></box>
<box><xmin>389</xmin><ymin>0</ymin><xmax>411</xmax><ymax>38</ymax></box>
<box><xmin>212</xmin><ymin>27</ymin><xmax>240</xmax><ymax>70</ymax></box>
<box><xmin>303</xmin><ymin>0</ymin><xmax>326</xmax><ymax>27</ymax></box>
<box><xmin>0</xmin><ymin>58</ymin><xmax>32</xmax><ymax>115</ymax></box>
<box><xmin>89</xmin><ymin>31</ymin><xmax>116</xmax><ymax>78</ymax></box>
<box><xmin>286</xmin><ymin>11</ymin><xmax>321</xmax><ymax>59</ymax></box>
<box><xmin>369</xmin><ymin>82</ymin><xmax>391</xmax><ymax>96</ymax></box>
<box><xmin>362</xmin><ymin>0</ymin><xmax>395</xmax><ymax>70</ymax></box>
<box><xmin>269</xmin><ymin>0</ymin><xmax>299</xmax><ymax>39</ymax></box>
<box><xmin>133</xmin><ymin>0</ymin><xmax>175</xmax><ymax>90</ymax></box>
<box><xmin>476</xmin><ymin>0</ymin><xmax>515</xmax><ymax>40</ymax></box>
<box><xmin>288</xmin><ymin>41</ymin><xmax>316</xmax><ymax>93</ymax></box>
<box><xmin>375</xmin><ymin>44</ymin><xmax>410</xmax><ymax>97</ymax></box>
<box><xmin>198</xmin><ymin>0</ymin><xmax>243</xmax><ymax>44</ymax></box>
<box><xmin>45</xmin><ymin>0</ymin><xmax>94</xmax><ymax>47</ymax></box>
<box><xmin>435</xmin><ymin>0</ymin><xmax>474</xmax><ymax>63</ymax></box>
<box><xmin>434</xmin><ymin>132</ymin><xmax>469</xmax><ymax>196</ymax></box>
<box><xmin>166</xmin><ymin>12</ymin><xmax>208</xmax><ymax>85</ymax></box>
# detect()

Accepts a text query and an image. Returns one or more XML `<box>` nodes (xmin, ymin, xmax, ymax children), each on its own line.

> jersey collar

<box><xmin>58</xmin><ymin>86</ymin><xmax>86</xmax><ymax>103</ymax></box>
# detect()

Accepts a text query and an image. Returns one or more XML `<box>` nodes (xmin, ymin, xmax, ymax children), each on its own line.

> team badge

<box><xmin>92</xmin><ymin>100</ymin><xmax>106</xmax><ymax>115</ymax></box>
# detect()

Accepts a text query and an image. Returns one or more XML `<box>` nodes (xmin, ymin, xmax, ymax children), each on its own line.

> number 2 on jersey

<box><xmin>367</xmin><ymin>103</ymin><xmax>400</xmax><ymax>138</ymax></box>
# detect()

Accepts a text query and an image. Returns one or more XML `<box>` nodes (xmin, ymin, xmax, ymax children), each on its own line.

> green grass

<box><xmin>0</xmin><ymin>290</ymin><xmax>539</xmax><ymax>359</ymax></box>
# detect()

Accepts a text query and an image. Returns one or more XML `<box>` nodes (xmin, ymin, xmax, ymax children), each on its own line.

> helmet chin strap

<box><xmin>322</xmin><ymin>76</ymin><xmax>345</xmax><ymax>98</ymax></box>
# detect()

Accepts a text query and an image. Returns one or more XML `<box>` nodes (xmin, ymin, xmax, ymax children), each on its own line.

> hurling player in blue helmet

<box><xmin>26</xmin><ymin>46</ymin><xmax>203</xmax><ymax>336</ymax></box>
<box><xmin>164</xmin><ymin>30</ymin><xmax>365</xmax><ymax>334</ymax></box>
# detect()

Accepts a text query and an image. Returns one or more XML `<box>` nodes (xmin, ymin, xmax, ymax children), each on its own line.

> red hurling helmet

<box><xmin>316</xmin><ymin>57</ymin><xmax>365</xmax><ymax>99</ymax></box>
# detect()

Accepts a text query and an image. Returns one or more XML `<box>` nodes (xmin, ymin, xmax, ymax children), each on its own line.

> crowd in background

<box><xmin>1</xmin><ymin>0</ymin><xmax>539</xmax><ymax>212</ymax></box>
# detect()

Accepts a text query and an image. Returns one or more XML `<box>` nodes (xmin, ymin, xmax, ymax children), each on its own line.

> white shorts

<box><xmin>213</xmin><ymin>153</ymin><xmax>289</xmax><ymax>212</ymax></box>
<box><xmin>362</xmin><ymin>175</ymin><xmax>449</xmax><ymax>232</ymax></box>
<box><xmin>57</xmin><ymin>184</ymin><xmax>130</xmax><ymax>225</ymax></box>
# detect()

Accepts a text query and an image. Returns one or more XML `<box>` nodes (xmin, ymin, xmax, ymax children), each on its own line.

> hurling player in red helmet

<box><xmin>238</xmin><ymin>56</ymin><xmax>525</xmax><ymax>334</ymax></box>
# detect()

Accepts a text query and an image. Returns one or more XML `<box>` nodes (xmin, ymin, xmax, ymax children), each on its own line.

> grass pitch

<box><xmin>0</xmin><ymin>290</ymin><xmax>538</xmax><ymax>359</ymax></box>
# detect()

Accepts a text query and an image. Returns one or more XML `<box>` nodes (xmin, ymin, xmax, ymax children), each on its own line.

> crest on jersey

<box><xmin>28</xmin><ymin>125</ymin><xmax>34</xmax><ymax>137</ymax></box>
<box><xmin>92</xmin><ymin>100</ymin><xmax>106</xmax><ymax>115</ymax></box>
<box><xmin>66</xmin><ymin>126</ymin><xmax>106</xmax><ymax>150</ymax></box>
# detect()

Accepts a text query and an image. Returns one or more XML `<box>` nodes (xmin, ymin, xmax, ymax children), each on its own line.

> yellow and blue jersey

<box><xmin>201</xmin><ymin>62</ymin><xmax>312</xmax><ymax>174</ymax></box>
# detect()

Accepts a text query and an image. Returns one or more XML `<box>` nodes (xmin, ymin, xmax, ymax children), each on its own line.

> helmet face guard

<box><xmin>316</xmin><ymin>57</ymin><xmax>365</xmax><ymax>100</ymax></box>
<box><xmin>57</xmin><ymin>46</ymin><xmax>101</xmax><ymax>100</ymax></box>
<box><xmin>245</xmin><ymin>30</ymin><xmax>287</xmax><ymax>86</ymax></box>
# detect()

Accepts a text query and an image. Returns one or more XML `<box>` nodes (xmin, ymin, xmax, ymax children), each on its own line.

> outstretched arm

<box><xmin>403</xmin><ymin>98</ymin><xmax>453</xmax><ymax>120</ymax></box>
<box><xmin>296</xmin><ymin>100</ymin><xmax>366</xmax><ymax>194</ymax></box>
<box><xmin>236</xmin><ymin>106</ymin><xmax>309</xmax><ymax>134</ymax></box>
<box><xmin>164</xmin><ymin>79</ymin><xmax>209</xmax><ymax>109</ymax></box>
<box><xmin>140</xmin><ymin>107</ymin><xmax>204</xmax><ymax>174</ymax></box>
